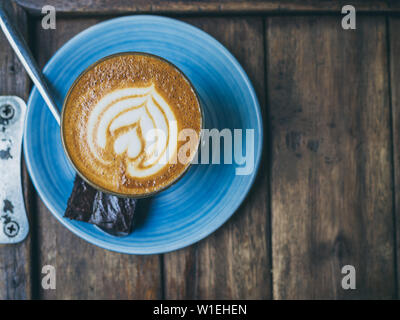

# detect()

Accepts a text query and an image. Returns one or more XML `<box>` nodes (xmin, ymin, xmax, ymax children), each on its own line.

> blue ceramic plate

<box><xmin>24</xmin><ymin>15</ymin><xmax>263</xmax><ymax>254</ymax></box>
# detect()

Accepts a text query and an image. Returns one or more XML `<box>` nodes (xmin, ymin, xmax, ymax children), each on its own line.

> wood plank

<box><xmin>267</xmin><ymin>16</ymin><xmax>395</xmax><ymax>299</ymax></box>
<box><xmin>34</xmin><ymin>18</ymin><xmax>162</xmax><ymax>299</ymax></box>
<box><xmin>16</xmin><ymin>0</ymin><xmax>400</xmax><ymax>15</ymax></box>
<box><xmin>389</xmin><ymin>17</ymin><xmax>400</xmax><ymax>298</ymax></box>
<box><xmin>163</xmin><ymin>17</ymin><xmax>271</xmax><ymax>299</ymax></box>
<box><xmin>0</xmin><ymin>1</ymin><xmax>33</xmax><ymax>300</ymax></box>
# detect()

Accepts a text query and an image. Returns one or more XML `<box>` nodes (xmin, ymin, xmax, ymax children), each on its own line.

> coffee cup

<box><xmin>61</xmin><ymin>52</ymin><xmax>202</xmax><ymax>198</ymax></box>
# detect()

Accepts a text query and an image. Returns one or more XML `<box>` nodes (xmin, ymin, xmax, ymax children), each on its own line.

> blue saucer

<box><xmin>24</xmin><ymin>15</ymin><xmax>263</xmax><ymax>254</ymax></box>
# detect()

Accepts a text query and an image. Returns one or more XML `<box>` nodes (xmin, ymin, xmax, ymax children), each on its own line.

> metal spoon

<box><xmin>0</xmin><ymin>2</ymin><xmax>61</xmax><ymax>125</ymax></box>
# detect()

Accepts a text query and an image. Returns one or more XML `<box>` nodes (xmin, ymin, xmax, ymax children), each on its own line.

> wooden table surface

<box><xmin>1</xmin><ymin>0</ymin><xmax>400</xmax><ymax>300</ymax></box>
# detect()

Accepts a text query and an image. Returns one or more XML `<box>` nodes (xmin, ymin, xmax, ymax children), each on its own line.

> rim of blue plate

<box><xmin>23</xmin><ymin>15</ymin><xmax>263</xmax><ymax>254</ymax></box>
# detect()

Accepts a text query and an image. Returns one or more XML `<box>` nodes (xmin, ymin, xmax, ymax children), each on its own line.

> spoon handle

<box><xmin>0</xmin><ymin>3</ymin><xmax>61</xmax><ymax>125</ymax></box>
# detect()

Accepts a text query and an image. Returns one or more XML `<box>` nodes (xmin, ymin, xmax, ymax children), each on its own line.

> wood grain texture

<box><xmin>15</xmin><ymin>0</ymin><xmax>400</xmax><ymax>15</ymax></box>
<box><xmin>389</xmin><ymin>17</ymin><xmax>400</xmax><ymax>298</ymax></box>
<box><xmin>0</xmin><ymin>1</ymin><xmax>33</xmax><ymax>300</ymax></box>
<box><xmin>34</xmin><ymin>18</ymin><xmax>162</xmax><ymax>299</ymax></box>
<box><xmin>163</xmin><ymin>17</ymin><xmax>271</xmax><ymax>299</ymax></box>
<box><xmin>267</xmin><ymin>16</ymin><xmax>395</xmax><ymax>299</ymax></box>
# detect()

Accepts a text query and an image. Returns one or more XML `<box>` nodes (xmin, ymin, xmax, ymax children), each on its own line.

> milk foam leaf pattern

<box><xmin>87</xmin><ymin>84</ymin><xmax>178</xmax><ymax>178</ymax></box>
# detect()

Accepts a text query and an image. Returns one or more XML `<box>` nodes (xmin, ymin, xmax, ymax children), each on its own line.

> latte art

<box><xmin>88</xmin><ymin>85</ymin><xmax>178</xmax><ymax>178</ymax></box>
<box><xmin>62</xmin><ymin>53</ymin><xmax>201</xmax><ymax>196</ymax></box>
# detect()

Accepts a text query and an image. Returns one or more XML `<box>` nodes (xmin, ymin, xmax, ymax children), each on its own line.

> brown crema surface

<box><xmin>62</xmin><ymin>53</ymin><xmax>201</xmax><ymax>196</ymax></box>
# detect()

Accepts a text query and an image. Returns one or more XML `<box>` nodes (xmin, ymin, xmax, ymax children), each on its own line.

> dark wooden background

<box><xmin>1</xmin><ymin>0</ymin><xmax>400</xmax><ymax>299</ymax></box>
